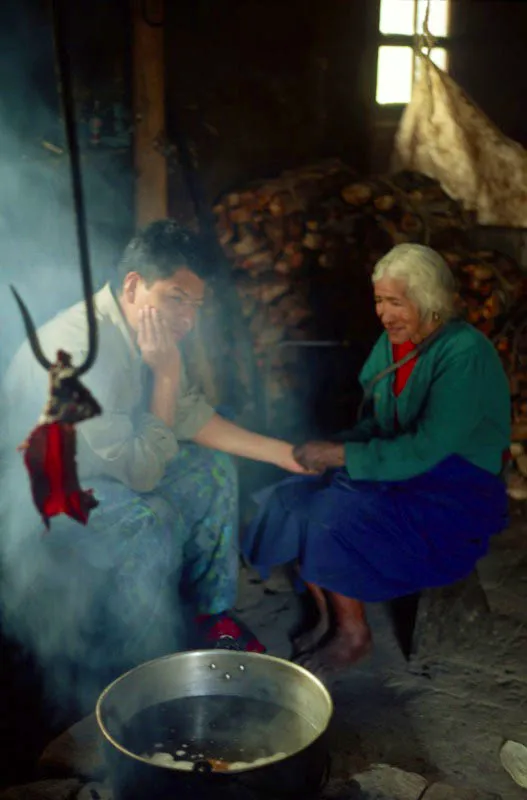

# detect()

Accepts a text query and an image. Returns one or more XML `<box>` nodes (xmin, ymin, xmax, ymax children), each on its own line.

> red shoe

<box><xmin>195</xmin><ymin>613</ymin><xmax>266</xmax><ymax>654</ymax></box>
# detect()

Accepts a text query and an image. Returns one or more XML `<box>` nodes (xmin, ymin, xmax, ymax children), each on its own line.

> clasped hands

<box><xmin>137</xmin><ymin>305</ymin><xmax>345</xmax><ymax>477</ymax></box>
<box><xmin>292</xmin><ymin>440</ymin><xmax>345</xmax><ymax>474</ymax></box>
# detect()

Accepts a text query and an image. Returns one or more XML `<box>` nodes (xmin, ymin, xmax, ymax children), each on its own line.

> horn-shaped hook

<box><xmin>10</xmin><ymin>286</ymin><xmax>53</xmax><ymax>371</ymax></box>
<box><xmin>11</xmin><ymin>0</ymin><xmax>98</xmax><ymax>378</ymax></box>
<box><xmin>51</xmin><ymin>0</ymin><xmax>98</xmax><ymax>377</ymax></box>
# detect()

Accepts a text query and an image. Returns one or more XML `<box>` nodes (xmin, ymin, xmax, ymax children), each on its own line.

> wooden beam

<box><xmin>131</xmin><ymin>0</ymin><xmax>219</xmax><ymax>405</ymax></box>
<box><xmin>131</xmin><ymin>0</ymin><xmax>167</xmax><ymax>225</ymax></box>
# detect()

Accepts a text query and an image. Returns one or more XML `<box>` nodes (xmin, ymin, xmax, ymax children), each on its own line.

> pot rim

<box><xmin>95</xmin><ymin>649</ymin><xmax>333</xmax><ymax>775</ymax></box>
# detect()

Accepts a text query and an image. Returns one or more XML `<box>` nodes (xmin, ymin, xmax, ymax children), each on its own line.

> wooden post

<box><xmin>131</xmin><ymin>0</ymin><xmax>168</xmax><ymax>225</ymax></box>
<box><xmin>130</xmin><ymin>0</ymin><xmax>218</xmax><ymax>404</ymax></box>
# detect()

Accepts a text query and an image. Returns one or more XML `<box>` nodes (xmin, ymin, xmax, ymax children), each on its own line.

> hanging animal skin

<box><xmin>11</xmin><ymin>0</ymin><xmax>102</xmax><ymax>528</ymax></box>
<box><xmin>18</xmin><ymin>350</ymin><xmax>102</xmax><ymax>528</ymax></box>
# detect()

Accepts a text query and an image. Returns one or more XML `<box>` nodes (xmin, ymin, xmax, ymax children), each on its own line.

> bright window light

<box><xmin>379</xmin><ymin>0</ymin><xmax>450</xmax><ymax>37</ymax></box>
<box><xmin>376</xmin><ymin>0</ymin><xmax>451</xmax><ymax>104</ymax></box>
<box><xmin>416</xmin><ymin>0</ymin><xmax>450</xmax><ymax>38</ymax></box>
<box><xmin>376</xmin><ymin>46</ymin><xmax>414</xmax><ymax>105</ymax></box>
<box><xmin>376</xmin><ymin>47</ymin><xmax>449</xmax><ymax>105</ymax></box>
<box><xmin>379</xmin><ymin>0</ymin><xmax>415</xmax><ymax>35</ymax></box>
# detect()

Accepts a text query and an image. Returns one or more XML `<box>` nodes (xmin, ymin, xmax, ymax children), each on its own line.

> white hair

<box><xmin>372</xmin><ymin>243</ymin><xmax>457</xmax><ymax>322</ymax></box>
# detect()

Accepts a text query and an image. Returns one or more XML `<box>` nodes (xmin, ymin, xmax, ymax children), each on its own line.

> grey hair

<box><xmin>372</xmin><ymin>243</ymin><xmax>457</xmax><ymax>322</ymax></box>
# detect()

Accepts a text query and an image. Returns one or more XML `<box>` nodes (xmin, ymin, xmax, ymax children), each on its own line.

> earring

<box><xmin>432</xmin><ymin>311</ymin><xmax>441</xmax><ymax>322</ymax></box>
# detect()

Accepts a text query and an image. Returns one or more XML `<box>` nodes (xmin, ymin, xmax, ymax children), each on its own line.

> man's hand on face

<box><xmin>137</xmin><ymin>306</ymin><xmax>181</xmax><ymax>379</ymax></box>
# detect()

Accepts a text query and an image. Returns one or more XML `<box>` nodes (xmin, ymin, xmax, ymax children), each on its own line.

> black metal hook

<box><xmin>10</xmin><ymin>0</ymin><xmax>98</xmax><ymax>377</ymax></box>
<box><xmin>10</xmin><ymin>286</ymin><xmax>53</xmax><ymax>371</ymax></box>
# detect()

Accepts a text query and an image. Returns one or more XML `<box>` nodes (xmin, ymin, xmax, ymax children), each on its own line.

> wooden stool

<box><xmin>390</xmin><ymin>569</ymin><xmax>490</xmax><ymax>673</ymax></box>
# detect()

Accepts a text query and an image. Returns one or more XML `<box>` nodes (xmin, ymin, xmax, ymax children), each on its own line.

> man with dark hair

<box><xmin>111</xmin><ymin>218</ymin><xmax>210</xmax><ymax>289</ymax></box>
<box><xmin>2</xmin><ymin>219</ymin><xmax>302</xmax><ymax>696</ymax></box>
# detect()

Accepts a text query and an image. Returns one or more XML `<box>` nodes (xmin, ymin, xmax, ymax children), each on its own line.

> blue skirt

<box><xmin>242</xmin><ymin>455</ymin><xmax>508</xmax><ymax>602</ymax></box>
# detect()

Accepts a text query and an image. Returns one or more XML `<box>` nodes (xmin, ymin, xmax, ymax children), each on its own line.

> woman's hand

<box><xmin>268</xmin><ymin>441</ymin><xmax>316</xmax><ymax>474</ymax></box>
<box><xmin>277</xmin><ymin>444</ymin><xmax>315</xmax><ymax>475</ymax></box>
<box><xmin>293</xmin><ymin>441</ymin><xmax>345</xmax><ymax>473</ymax></box>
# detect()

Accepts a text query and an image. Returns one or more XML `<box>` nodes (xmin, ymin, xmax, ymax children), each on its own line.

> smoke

<box><xmin>0</xmin><ymin>0</ymin><xmax>145</xmax><ymax>718</ymax></box>
<box><xmin>0</xmin><ymin>0</ymin><xmax>133</xmax><ymax>370</ymax></box>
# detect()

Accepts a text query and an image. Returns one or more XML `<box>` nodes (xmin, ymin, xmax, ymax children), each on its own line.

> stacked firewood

<box><xmin>214</xmin><ymin>159</ymin><xmax>356</xmax><ymax>347</ymax></box>
<box><xmin>494</xmin><ymin>304</ymin><xmax>527</xmax><ymax>500</ymax></box>
<box><xmin>213</xmin><ymin>160</ymin><xmax>527</xmax><ymax>496</ymax></box>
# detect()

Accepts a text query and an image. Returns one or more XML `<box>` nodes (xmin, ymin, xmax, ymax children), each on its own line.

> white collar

<box><xmin>94</xmin><ymin>282</ymin><xmax>139</xmax><ymax>359</ymax></box>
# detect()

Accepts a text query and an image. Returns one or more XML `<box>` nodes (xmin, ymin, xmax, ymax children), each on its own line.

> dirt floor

<box><xmin>0</xmin><ymin>505</ymin><xmax>525</xmax><ymax>799</ymax></box>
<box><xmin>236</xmin><ymin>502</ymin><xmax>527</xmax><ymax>800</ymax></box>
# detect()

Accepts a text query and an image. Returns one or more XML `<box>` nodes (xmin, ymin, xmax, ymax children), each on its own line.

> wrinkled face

<box><xmin>373</xmin><ymin>276</ymin><xmax>421</xmax><ymax>344</ymax></box>
<box><xmin>124</xmin><ymin>266</ymin><xmax>205</xmax><ymax>342</ymax></box>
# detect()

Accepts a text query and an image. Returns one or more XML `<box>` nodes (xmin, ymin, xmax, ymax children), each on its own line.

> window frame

<box><xmin>375</xmin><ymin>0</ymin><xmax>451</xmax><ymax>110</ymax></box>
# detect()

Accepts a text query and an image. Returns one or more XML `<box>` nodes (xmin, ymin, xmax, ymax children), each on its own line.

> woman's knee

<box><xmin>276</xmin><ymin>480</ymin><xmax>322</xmax><ymax>516</ymax></box>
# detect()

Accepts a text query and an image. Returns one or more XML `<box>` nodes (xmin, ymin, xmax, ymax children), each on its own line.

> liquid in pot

<box><xmin>121</xmin><ymin>695</ymin><xmax>319</xmax><ymax>772</ymax></box>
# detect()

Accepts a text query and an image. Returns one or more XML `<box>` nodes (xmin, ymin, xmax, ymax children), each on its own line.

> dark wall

<box><xmin>0</xmin><ymin>0</ymin><xmax>133</xmax><ymax>296</ymax></box>
<box><xmin>5</xmin><ymin>0</ymin><xmax>524</xmax><ymax>235</ymax></box>
<box><xmin>164</xmin><ymin>0</ymin><xmax>379</xmax><ymax>213</ymax></box>
<box><xmin>449</xmin><ymin>0</ymin><xmax>527</xmax><ymax>146</ymax></box>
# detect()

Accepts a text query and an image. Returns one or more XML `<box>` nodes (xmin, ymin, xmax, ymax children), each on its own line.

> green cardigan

<box><xmin>344</xmin><ymin>320</ymin><xmax>511</xmax><ymax>481</ymax></box>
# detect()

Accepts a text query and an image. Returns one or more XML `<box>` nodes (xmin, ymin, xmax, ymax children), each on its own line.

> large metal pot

<box><xmin>96</xmin><ymin>650</ymin><xmax>333</xmax><ymax>800</ymax></box>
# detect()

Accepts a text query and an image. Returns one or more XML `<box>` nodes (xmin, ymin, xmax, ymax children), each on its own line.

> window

<box><xmin>376</xmin><ymin>0</ymin><xmax>451</xmax><ymax>105</ymax></box>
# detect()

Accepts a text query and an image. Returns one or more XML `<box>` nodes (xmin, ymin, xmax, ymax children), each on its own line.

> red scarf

<box><xmin>392</xmin><ymin>340</ymin><xmax>418</xmax><ymax>397</ymax></box>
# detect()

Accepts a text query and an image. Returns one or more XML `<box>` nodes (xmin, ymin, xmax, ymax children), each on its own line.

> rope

<box><xmin>413</xmin><ymin>0</ymin><xmax>436</xmax><ymax>118</ymax></box>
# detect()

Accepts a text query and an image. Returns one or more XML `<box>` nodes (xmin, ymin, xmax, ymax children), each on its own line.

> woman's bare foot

<box><xmin>291</xmin><ymin>581</ymin><xmax>330</xmax><ymax>656</ymax></box>
<box><xmin>292</xmin><ymin>618</ymin><xmax>330</xmax><ymax>656</ymax></box>
<box><xmin>295</xmin><ymin>627</ymin><xmax>373</xmax><ymax>677</ymax></box>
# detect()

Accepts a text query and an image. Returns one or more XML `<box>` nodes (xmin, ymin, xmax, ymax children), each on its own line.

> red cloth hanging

<box><xmin>21</xmin><ymin>422</ymin><xmax>98</xmax><ymax>529</ymax></box>
<box><xmin>18</xmin><ymin>350</ymin><xmax>101</xmax><ymax>529</ymax></box>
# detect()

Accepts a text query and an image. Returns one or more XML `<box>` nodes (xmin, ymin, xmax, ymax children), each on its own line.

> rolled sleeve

<box><xmin>173</xmin><ymin>387</ymin><xmax>215</xmax><ymax>441</ymax></box>
<box><xmin>79</xmin><ymin>411</ymin><xmax>179</xmax><ymax>493</ymax></box>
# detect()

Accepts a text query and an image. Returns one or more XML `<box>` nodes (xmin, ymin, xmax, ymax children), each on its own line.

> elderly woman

<box><xmin>243</xmin><ymin>243</ymin><xmax>510</xmax><ymax>674</ymax></box>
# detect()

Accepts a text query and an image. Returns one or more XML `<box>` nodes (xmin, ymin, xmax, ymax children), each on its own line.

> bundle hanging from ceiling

<box><xmin>392</xmin><ymin>3</ymin><xmax>527</xmax><ymax>228</ymax></box>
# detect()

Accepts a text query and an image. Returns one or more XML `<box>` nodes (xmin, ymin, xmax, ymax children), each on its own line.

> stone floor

<box><xmin>0</xmin><ymin>505</ymin><xmax>526</xmax><ymax>799</ymax></box>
